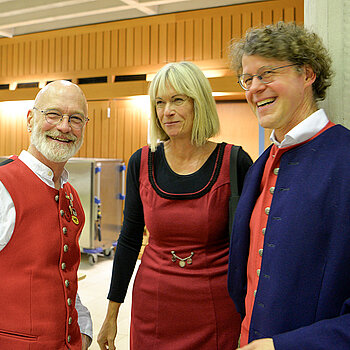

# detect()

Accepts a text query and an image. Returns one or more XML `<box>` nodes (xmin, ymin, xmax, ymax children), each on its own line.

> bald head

<box><xmin>34</xmin><ymin>80</ymin><xmax>88</xmax><ymax>116</ymax></box>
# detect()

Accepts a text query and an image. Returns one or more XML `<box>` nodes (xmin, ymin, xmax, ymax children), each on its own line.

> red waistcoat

<box><xmin>0</xmin><ymin>156</ymin><xmax>85</xmax><ymax>350</ymax></box>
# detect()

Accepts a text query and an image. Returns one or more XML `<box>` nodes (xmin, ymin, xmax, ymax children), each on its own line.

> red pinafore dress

<box><xmin>130</xmin><ymin>143</ymin><xmax>241</xmax><ymax>349</ymax></box>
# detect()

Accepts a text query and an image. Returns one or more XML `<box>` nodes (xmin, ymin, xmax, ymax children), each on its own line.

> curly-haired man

<box><xmin>228</xmin><ymin>22</ymin><xmax>350</xmax><ymax>350</ymax></box>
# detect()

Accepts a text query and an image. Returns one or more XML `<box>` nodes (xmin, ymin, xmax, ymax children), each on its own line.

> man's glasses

<box><xmin>238</xmin><ymin>64</ymin><xmax>298</xmax><ymax>91</ymax></box>
<box><xmin>33</xmin><ymin>107</ymin><xmax>89</xmax><ymax>130</ymax></box>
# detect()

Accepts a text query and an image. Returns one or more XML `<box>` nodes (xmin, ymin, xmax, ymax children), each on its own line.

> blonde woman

<box><xmin>98</xmin><ymin>61</ymin><xmax>252</xmax><ymax>350</ymax></box>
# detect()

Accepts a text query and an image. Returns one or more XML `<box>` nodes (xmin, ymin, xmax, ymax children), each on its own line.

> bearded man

<box><xmin>0</xmin><ymin>80</ymin><xmax>93</xmax><ymax>349</ymax></box>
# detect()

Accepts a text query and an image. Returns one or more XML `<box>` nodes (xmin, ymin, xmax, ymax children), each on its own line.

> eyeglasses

<box><xmin>155</xmin><ymin>95</ymin><xmax>189</xmax><ymax>109</ymax></box>
<box><xmin>238</xmin><ymin>64</ymin><xmax>298</xmax><ymax>91</ymax></box>
<box><xmin>33</xmin><ymin>107</ymin><xmax>89</xmax><ymax>129</ymax></box>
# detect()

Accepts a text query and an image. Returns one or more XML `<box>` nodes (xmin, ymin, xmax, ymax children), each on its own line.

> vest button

<box><xmin>68</xmin><ymin>316</ymin><xmax>72</xmax><ymax>325</ymax></box>
<box><xmin>60</xmin><ymin>210</ymin><xmax>65</xmax><ymax>217</ymax></box>
<box><xmin>64</xmin><ymin>244</ymin><xmax>69</xmax><ymax>252</ymax></box>
<box><xmin>265</xmin><ymin>207</ymin><xmax>270</xmax><ymax>215</ymax></box>
<box><xmin>259</xmin><ymin>248</ymin><xmax>263</xmax><ymax>257</ymax></box>
<box><xmin>262</xmin><ymin>228</ymin><xmax>266</xmax><ymax>235</ymax></box>
<box><xmin>62</xmin><ymin>227</ymin><xmax>68</xmax><ymax>235</ymax></box>
<box><xmin>257</xmin><ymin>269</ymin><xmax>261</xmax><ymax>277</ymax></box>
<box><xmin>269</xmin><ymin>187</ymin><xmax>275</xmax><ymax>194</ymax></box>
<box><xmin>67</xmin><ymin>335</ymin><xmax>71</xmax><ymax>343</ymax></box>
<box><xmin>67</xmin><ymin>298</ymin><xmax>72</xmax><ymax>306</ymax></box>
<box><xmin>55</xmin><ymin>194</ymin><xmax>59</xmax><ymax>202</ymax></box>
<box><xmin>65</xmin><ymin>280</ymin><xmax>70</xmax><ymax>287</ymax></box>
<box><xmin>61</xmin><ymin>262</ymin><xmax>66</xmax><ymax>270</ymax></box>
<box><xmin>254</xmin><ymin>290</ymin><xmax>257</xmax><ymax>297</ymax></box>
<box><xmin>273</xmin><ymin>167</ymin><xmax>279</xmax><ymax>175</ymax></box>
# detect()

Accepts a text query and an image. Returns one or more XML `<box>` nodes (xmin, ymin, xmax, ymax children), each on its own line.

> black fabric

<box><xmin>148</xmin><ymin>143</ymin><xmax>226</xmax><ymax>199</ymax></box>
<box><xmin>0</xmin><ymin>159</ymin><xmax>14</xmax><ymax>167</ymax></box>
<box><xmin>108</xmin><ymin>143</ymin><xmax>252</xmax><ymax>302</ymax></box>
<box><xmin>228</xmin><ymin>145</ymin><xmax>241</xmax><ymax>238</ymax></box>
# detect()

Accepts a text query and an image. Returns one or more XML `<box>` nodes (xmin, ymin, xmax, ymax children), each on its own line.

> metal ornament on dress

<box><xmin>171</xmin><ymin>251</ymin><xmax>194</xmax><ymax>268</ymax></box>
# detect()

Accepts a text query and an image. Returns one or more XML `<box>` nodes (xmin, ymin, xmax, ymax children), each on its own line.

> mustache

<box><xmin>44</xmin><ymin>130</ymin><xmax>77</xmax><ymax>142</ymax></box>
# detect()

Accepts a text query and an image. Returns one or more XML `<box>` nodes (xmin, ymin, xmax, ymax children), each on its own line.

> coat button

<box><xmin>65</xmin><ymin>280</ymin><xmax>70</xmax><ymax>287</ymax></box>
<box><xmin>262</xmin><ymin>228</ymin><xmax>266</xmax><ymax>235</ymax></box>
<box><xmin>67</xmin><ymin>298</ymin><xmax>72</xmax><ymax>306</ymax></box>
<box><xmin>259</xmin><ymin>249</ymin><xmax>263</xmax><ymax>257</ymax></box>
<box><xmin>67</xmin><ymin>335</ymin><xmax>71</xmax><ymax>343</ymax></box>
<box><xmin>60</xmin><ymin>210</ymin><xmax>65</xmax><ymax>217</ymax></box>
<box><xmin>273</xmin><ymin>168</ymin><xmax>279</xmax><ymax>175</ymax></box>
<box><xmin>55</xmin><ymin>195</ymin><xmax>59</xmax><ymax>202</ymax></box>
<box><xmin>265</xmin><ymin>207</ymin><xmax>270</xmax><ymax>215</ymax></box>
<box><xmin>257</xmin><ymin>269</ymin><xmax>261</xmax><ymax>277</ymax></box>
<box><xmin>269</xmin><ymin>187</ymin><xmax>275</xmax><ymax>194</ymax></box>
<box><xmin>62</xmin><ymin>227</ymin><xmax>67</xmax><ymax>235</ymax></box>
<box><xmin>68</xmin><ymin>316</ymin><xmax>72</xmax><ymax>325</ymax></box>
<box><xmin>61</xmin><ymin>262</ymin><xmax>66</xmax><ymax>270</ymax></box>
<box><xmin>64</xmin><ymin>244</ymin><xmax>69</xmax><ymax>252</ymax></box>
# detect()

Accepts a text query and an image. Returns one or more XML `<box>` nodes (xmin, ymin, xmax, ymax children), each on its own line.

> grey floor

<box><xmin>78</xmin><ymin>253</ymin><xmax>140</xmax><ymax>350</ymax></box>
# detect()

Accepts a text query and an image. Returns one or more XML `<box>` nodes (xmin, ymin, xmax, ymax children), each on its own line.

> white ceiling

<box><xmin>0</xmin><ymin>0</ymin><xmax>270</xmax><ymax>38</ymax></box>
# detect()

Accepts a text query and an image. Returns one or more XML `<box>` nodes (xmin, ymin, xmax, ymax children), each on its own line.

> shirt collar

<box><xmin>18</xmin><ymin>150</ymin><xmax>69</xmax><ymax>189</ymax></box>
<box><xmin>270</xmin><ymin>109</ymin><xmax>329</xmax><ymax>148</ymax></box>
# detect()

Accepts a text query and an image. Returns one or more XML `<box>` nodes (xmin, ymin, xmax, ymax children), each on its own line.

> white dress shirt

<box><xmin>0</xmin><ymin>150</ymin><xmax>93</xmax><ymax>342</ymax></box>
<box><xmin>270</xmin><ymin>109</ymin><xmax>330</xmax><ymax>148</ymax></box>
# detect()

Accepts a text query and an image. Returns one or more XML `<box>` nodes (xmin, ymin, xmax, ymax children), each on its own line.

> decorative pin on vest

<box><xmin>66</xmin><ymin>192</ymin><xmax>79</xmax><ymax>225</ymax></box>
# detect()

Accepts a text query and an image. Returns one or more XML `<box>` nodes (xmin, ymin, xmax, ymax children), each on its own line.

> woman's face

<box><xmin>155</xmin><ymin>85</ymin><xmax>194</xmax><ymax>141</ymax></box>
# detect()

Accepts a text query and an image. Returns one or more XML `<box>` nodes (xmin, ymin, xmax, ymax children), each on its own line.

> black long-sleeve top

<box><xmin>108</xmin><ymin>143</ymin><xmax>253</xmax><ymax>302</ymax></box>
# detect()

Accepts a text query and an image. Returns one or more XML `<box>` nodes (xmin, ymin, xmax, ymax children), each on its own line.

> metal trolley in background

<box><xmin>65</xmin><ymin>158</ymin><xmax>125</xmax><ymax>265</ymax></box>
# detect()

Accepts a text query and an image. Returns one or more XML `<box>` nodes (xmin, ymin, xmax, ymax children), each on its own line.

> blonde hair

<box><xmin>148</xmin><ymin>61</ymin><xmax>220</xmax><ymax>151</ymax></box>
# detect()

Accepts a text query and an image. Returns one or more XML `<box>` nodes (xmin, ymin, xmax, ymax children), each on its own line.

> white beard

<box><xmin>30</xmin><ymin>119</ymin><xmax>83</xmax><ymax>163</ymax></box>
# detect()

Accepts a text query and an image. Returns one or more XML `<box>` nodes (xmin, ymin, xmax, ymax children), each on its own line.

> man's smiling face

<box><xmin>29</xmin><ymin>81</ymin><xmax>87</xmax><ymax>163</ymax></box>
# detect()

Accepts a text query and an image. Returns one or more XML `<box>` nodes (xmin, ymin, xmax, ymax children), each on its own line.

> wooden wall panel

<box><xmin>134</xmin><ymin>26</ymin><xmax>142</xmax><ymax>67</ymax></box>
<box><xmin>0</xmin><ymin>0</ymin><xmax>303</xmax><ymax>163</ymax></box>
<box><xmin>150</xmin><ymin>24</ymin><xmax>159</xmax><ymax>65</ymax></box>
<box><xmin>0</xmin><ymin>101</ymin><xmax>31</xmax><ymax>157</ymax></box>
<box><xmin>126</xmin><ymin>27</ymin><xmax>134</xmax><ymax>67</ymax></box>
<box><xmin>103</xmin><ymin>31</ymin><xmax>111</xmax><ymax>69</ymax></box>
<box><xmin>0</xmin><ymin>0</ymin><xmax>303</xmax><ymax>84</ymax></box>
<box><xmin>72</xmin><ymin>99</ymin><xmax>148</xmax><ymax>164</ymax></box>
<box><xmin>42</xmin><ymin>39</ymin><xmax>49</xmax><ymax>74</ymax></box>
<box><xmin>115</xmin><ymin>107</ymin><xmax>125</xmax><ymax>160</ymax></box>
<box><xmin>119</xmin><ymin>28</ymin><xmax>126</xmax><ymax>68</ymax></box>
<box><xmin>82</xmin><ymin>34</ymin><xmax>89</xmax><ymax>71</ymax></box>
<box><xmin>89</xmin><ymin>33</ymin><xmax>97</xmax><ymax>70</ymax></box>
<box><xmin>141</xmin><ymin>24</ymin><xmax>150</xmax><ymax>66</ymax></box>
<box><xmin>213</xmin><ymin>16</ymin><xmax>222</xmax><ymax>60</ymax></box>
<box><xmin>184</xmin><ymin>19</ymin><xmax>194</xmax><ymax>61</ymax></box>
<box><xmin>55</xmin><ymin>37</ymin><xmax>62</xmax><ymax>73</ymax></box>
<box><xmin>168</xmin><ymin>22</ymin><xmax>176</xmax><ymax>63</ymax></box>
<box><xmin>159</xmin><ymin>23</ymin><xmax>167</xmax><ymax>64</ymax></box>
<box><xmin>176</xmin><ymin>21</ymin><xmax>185</xmax><ymax>62</ymax></box>
<box><xmin>212</xmin><ymin>101</ymin><xmax>259</xmax><ymax>161</ymax></box>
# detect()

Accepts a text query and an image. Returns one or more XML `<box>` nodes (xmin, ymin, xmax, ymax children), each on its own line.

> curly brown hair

<box><xmin>229</xmin><ymin>22</ymin><xmax>334</xmax><ymax>101</ymax></box>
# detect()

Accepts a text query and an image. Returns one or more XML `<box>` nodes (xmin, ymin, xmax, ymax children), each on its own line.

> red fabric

<box><xmin>131</xmin><ymin>144</ymin><xmax>241</xmax><ymax>349</ymax></box>
<box><xmin>0</xmin><ymin>157</ymin><xmax>85</xmax><ymax>349</ymax></box>
<box><xmin>240</xmin><ymin>121</ymin><xmax>335</xmax><ymax>346</ymax></box>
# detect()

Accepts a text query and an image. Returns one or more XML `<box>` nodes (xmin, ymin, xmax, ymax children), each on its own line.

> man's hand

<box><xmin>81</xmin><ymin>334</ymin><xmax>91</xmax><ymax>349</ymax></box>
<box><xmin>238</xmin><ymin>338</ymin><xmax>275</xmax><ymax>350</ymax></box>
